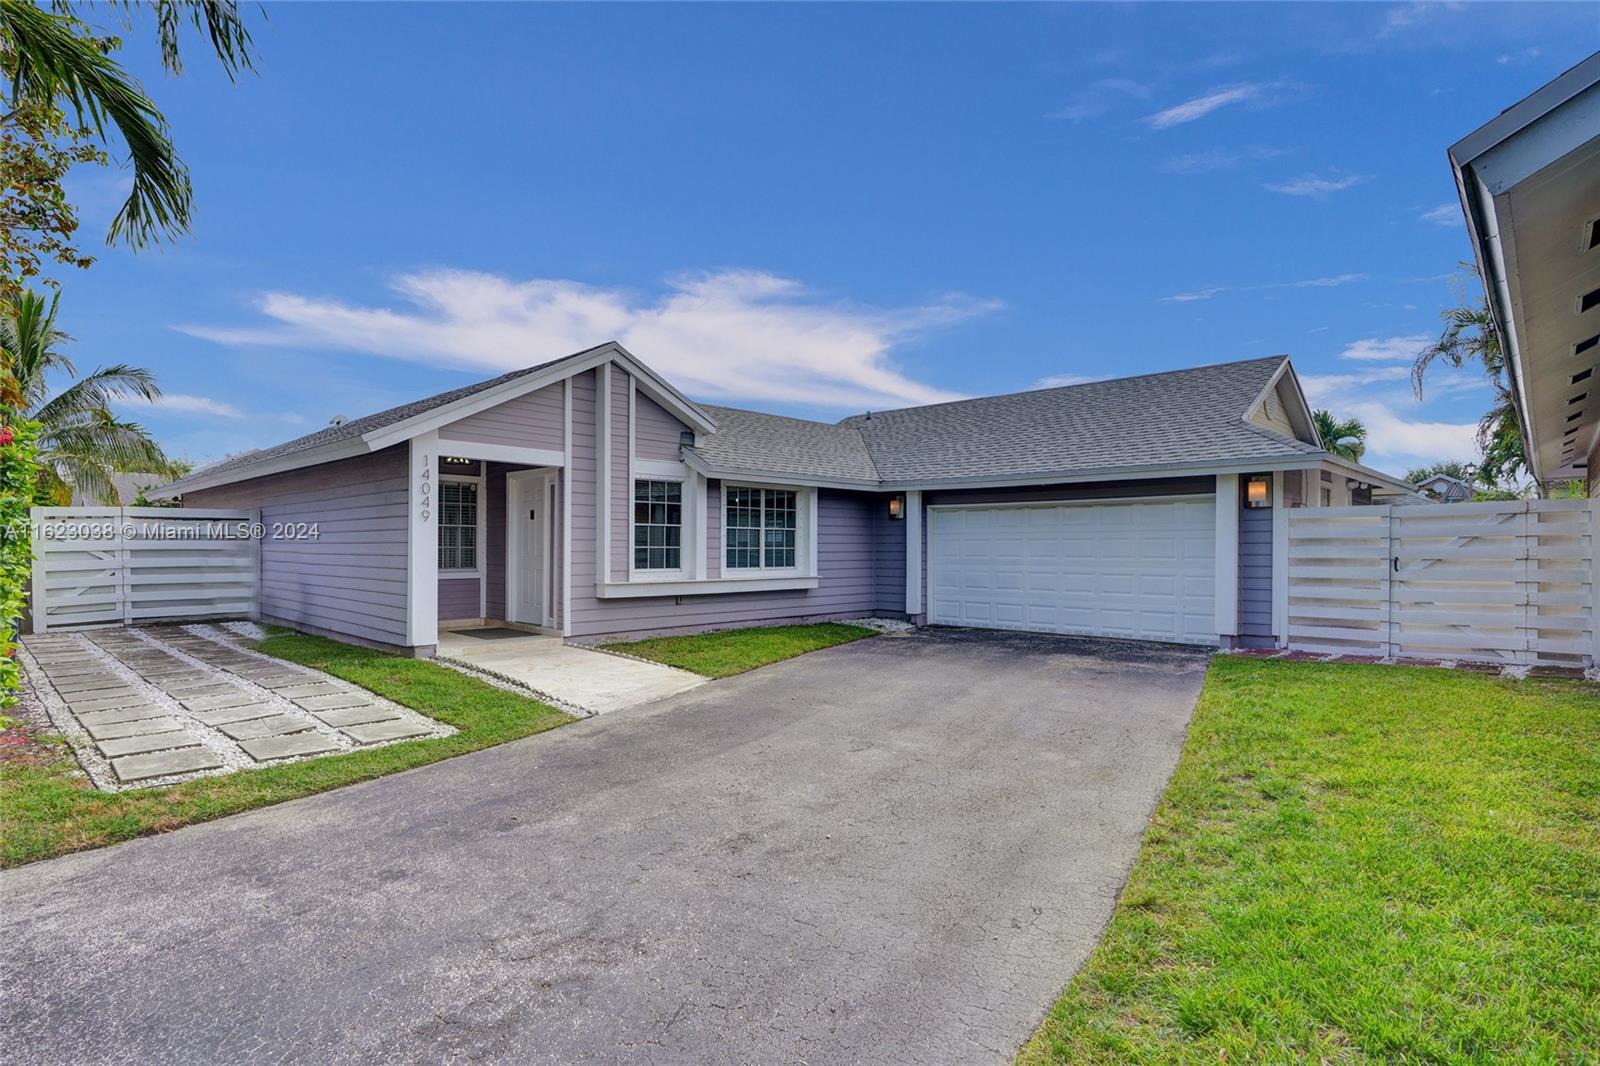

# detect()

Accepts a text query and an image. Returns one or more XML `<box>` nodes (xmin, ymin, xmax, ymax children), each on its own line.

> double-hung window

<box><xmin>725</xmin><ymin>486</ymin><xmax>797</xmax><ymax>571</ymax></box>
<box><xmin>633</xmin><ymin>479</ymin><xmax>682</xmax><ymax>571</ymax></box>
<box><xmin>438</xmin><ymin>480</ymin><xmax>479</xmax><ymax>571</ymax></box>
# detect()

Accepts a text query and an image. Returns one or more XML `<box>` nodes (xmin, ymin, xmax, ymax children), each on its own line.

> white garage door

<box><xmin>927</xmin><ymin>497</ymin><xmax>1218</xmax><ymax>646</ymax></box>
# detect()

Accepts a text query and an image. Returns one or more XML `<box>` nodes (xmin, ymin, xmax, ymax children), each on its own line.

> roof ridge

<box><xmin>836</xmin><ymin>354</ymin><xmax>1288</xmax><ymax>423</ymax></box>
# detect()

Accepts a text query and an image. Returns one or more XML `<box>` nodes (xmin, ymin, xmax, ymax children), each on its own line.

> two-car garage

<box><xmin>925</xmin><ymin>495</ymin><xmax>1218</xmax><ymax>646</ymax></box>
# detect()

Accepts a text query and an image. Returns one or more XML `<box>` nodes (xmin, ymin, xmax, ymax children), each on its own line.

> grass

<box><xmin>1018</xmin><ymin>656</ymin><xmax>1600</xmax><ymax>1065</ymax></box>
<box><xmin>602</xmin><ymin>621</ymin><xmax>876</xmax><ymax>678</ymax></box>
<box><xmin>1</xmin><ymin>630</ymin><xmax>572</xmax><ymax>868</ymax></box>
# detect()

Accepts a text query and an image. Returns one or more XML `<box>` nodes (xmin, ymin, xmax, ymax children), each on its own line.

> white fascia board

<box><xmin>434</xmin><ymin>441</ymin><xmax>565</xmax><ymax>467</ymax></box>
<box><xmin>679</xmin><ymin>453</ymin><xmax>882</xmax><ymax>492</ymax></box>
<box><xmin>159</xmin><ymin>438</ymin><xmax>372</xmax><ymax>498</ymax></box>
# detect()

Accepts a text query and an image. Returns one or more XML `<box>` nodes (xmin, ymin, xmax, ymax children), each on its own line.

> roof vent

<box><xmin>328</xmin><ymin>415</ymin><xmax>347</xmax><ymax>427</ymax></box>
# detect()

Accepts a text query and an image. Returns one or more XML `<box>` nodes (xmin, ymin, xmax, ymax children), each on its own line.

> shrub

<box><xmin>0</xmin><ymin>415</ymin><xmax>41</xmax><ymax>706</ymax></box>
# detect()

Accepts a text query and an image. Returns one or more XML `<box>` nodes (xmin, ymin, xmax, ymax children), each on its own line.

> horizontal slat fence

<box><xmin>31</xmin><ymin>507</ymin><xmax>260</xmax><ymax>632</ymax></box>
<box><xmin>1287</xmin><ymin>499</ymin><xmax>1596</xmax><ymax>667</ymax></box>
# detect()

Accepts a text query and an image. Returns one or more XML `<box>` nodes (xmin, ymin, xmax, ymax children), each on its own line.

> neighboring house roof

<box><xmin>70</xmin><ymin>471</ymin><xmax>162</xmax><ymax>506</ymax></box>
<box><xmin>1416</xmin><ymin>473</ymin><xmax>1473</xmax><ymax>501</ymax></box>
<box><xmin>1449</xmin><ymin>51</ymin><xmax>1600</xmax><ymax>484</ymax></box>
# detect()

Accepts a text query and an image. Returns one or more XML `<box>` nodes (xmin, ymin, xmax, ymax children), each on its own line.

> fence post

<box><xmin>1378</xmin><ymin>505</ymin><xmax>1393</xmax><ymax>659</ymax></box>
<box><xmin>29</xmin><ymin>508</ymin><xmax>47</xmax><ymax>634</ymax></box>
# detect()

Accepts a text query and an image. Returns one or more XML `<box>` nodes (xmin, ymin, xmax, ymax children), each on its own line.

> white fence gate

<box><xmin>1286</xmin><ymin>499</ymin><xmax>1597</xmax><ymax>667</ymax></box>
<box><xmin>30</xmin><ymin>507</ymin><xmax>260</xmax><ymax>632</ymax></box>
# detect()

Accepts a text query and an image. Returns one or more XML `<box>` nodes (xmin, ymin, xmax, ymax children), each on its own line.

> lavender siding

<box><xmin>439</xmin><ymin>384</ymin><xmax>564</xmax><ymax>449</ymax></box>
<box><xmin>871</xmin><ymin>503</ymin><xmax>905</xmax><ymax>615</ymax></box>
<box><xmin>182</xmin><ymin>447</ymin><xmax>410</xmax><ymax>648</ymax></box>
<box><xmin>610</xmin><ymin>367</ymin><xmax>631</xmax><ymax>579</ymax></box>
<box><xmin>438</xmin><ymin>578</ymin><xmax>479</xmax><ymax>620</ymax></box>
<box><xmin>1237</xmin><ymin>474</ymin><xmax>1274</xmax><ymax>647</ymax></box>
<box><xmin>705</xmin><ymin>479</ymin><xmax>722</xmax><ymax>579</ymax></box>
<box><xmin>634</xmin><ymin>392</ymin><xmax>688</xmax><ymax>461</ymax></box>
<box><xmin>571</xmin><ymin>488</ymin><xmax>885</xmax><ymax>638</ymax></box>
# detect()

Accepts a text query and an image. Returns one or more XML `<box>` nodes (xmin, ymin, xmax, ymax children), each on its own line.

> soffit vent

<box><xmin>1582</xmin><ymin>287</ymin><xmax>1600</xmax><ymax>314</ymax></box>
<box><xmin>1588</xmin><ymin>217</ymin><xmax>1600</xmax><ymax>252</ymax></box>
<box><xmin>1576</xmin><ymin>334</ymin><xmax>1599</xmax><ymax>356</ymax></box>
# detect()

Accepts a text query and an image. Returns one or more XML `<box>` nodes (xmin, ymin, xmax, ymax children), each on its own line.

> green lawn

<box><xmin>1019</xmin><ymin>656</ymin><xmax>1599</xmax><ymax>1064</ymax></box>
<box><xmin>1</xmin><ymin>631</ymin><xmax>572</xmax><ymax>868</ymax></box>
<box><xmin>602</xmin><ymin>621</ymin><xmax>876</xmax><ymax>678</ymax></box>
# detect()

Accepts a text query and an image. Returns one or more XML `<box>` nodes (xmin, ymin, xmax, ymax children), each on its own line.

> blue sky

<box><xmin>61</xmin><ymin>1</ymin><xmax>1600</xmax><ymax>474</ymax></box>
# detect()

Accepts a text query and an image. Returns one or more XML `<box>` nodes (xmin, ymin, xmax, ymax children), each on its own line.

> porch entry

<box><xmin>506</xmin><ymin>469</ymin><xmax>557</xmax><ymax>628</ymax></box>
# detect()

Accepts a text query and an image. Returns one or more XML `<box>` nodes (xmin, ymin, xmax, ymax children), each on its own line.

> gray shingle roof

<box><xmin>692</xmin><ymin>355</ymin><xmax>1320</xmax><ymax>485</ymax></box>
<box><xmin>843</xmin><ymin>355</ymin><xmax>1319</xmax><ymax>482</ymax></box>
<box><xmin>692</xmin><ymin>406</ymin><xmax>879</xmax><ymax>482</ymax></box>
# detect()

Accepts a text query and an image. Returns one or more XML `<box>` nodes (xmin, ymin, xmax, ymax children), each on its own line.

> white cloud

<box><xmin>124</xmin><ymin>393</ymin><xmax>243</xmax><ymax>418</ymax></box>
<box><xmin>1419</xmin><ymin>202</ymin><xmax>1461</xmax><ymax>226</ymax></box>
<box><xmin>1496</xmin><ymin>47</ymin><xmax>1542</xmax><ymax>65</ymax></box>
<box><xmin>1300</xmin><ymin>365</ymin><xmax>1478</xmax><ymax>470</ymax></box>
<box><xmin>1161</xmin><ymin>273</ymin><xmax>1366</xmax><ymax>304</ymax></box>
<box><xmin>1264</xmin><ymin>173</ymin><xmax>1366</xmax><ymax>197</ymax></box>
<box><xmin>1338</xmin><ymin>334</ymin><xmax>1432</xmax><ymax>362</ymax></box>
<box><xmin>1033</xmin><ymin>373</ymin><xmax>1107</xmax><ymax>388</ymax></box>
<box><xmin>180</xmin><ymin>269</ymin><xmax>999</xmax><ymax>410</ymax></box>
<box><xmin>1046</xmin><ymin>78</ymin><xmax>1152</xmax><ymax>122</ymax></box>
<box><xmin>1145</xmin><ymin>83</ymin><xmax>1264</xmax><ymax>128</ymax></box>
<box><xmin>1158</xmin><ymin>146</ymin><xmax>1288</xmax><ymax>174</ymax></box>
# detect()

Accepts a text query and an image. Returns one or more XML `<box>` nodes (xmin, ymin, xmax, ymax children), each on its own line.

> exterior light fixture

<box><xmin>1245</xmin><ymin>475</ymin><xmax>1271</xmax><ymax>509</ymax></box>
<box><xmin>888</xmin><ymin>494</ymin><xmax>906</xmax><ymax>520</ymax></box>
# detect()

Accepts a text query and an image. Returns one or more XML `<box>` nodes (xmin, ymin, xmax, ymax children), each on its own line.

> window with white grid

<box><xmin>438</xmin><ymin>480</ymin><xmax>479</xmax><ymax>571</ymax></box>
<box><xmin>725</xmin><ymin>486</ymin><xmax>797</xmax><ymax>571</ymax></box>
<box><xmin>633</xmin><ymin>479</ymin><xmax>683</xmax><ymax>571</ymax></box>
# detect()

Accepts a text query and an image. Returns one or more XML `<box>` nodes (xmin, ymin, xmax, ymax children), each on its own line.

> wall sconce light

<box><xmin>888</xmin><ymin>494</ymin><xmax>906</xmax><ymax>520</ymax></box>
<box><xmin>1244</xmin><ymin>475</ymin><xmax>1271</xmax><ymax>509</ymax></box>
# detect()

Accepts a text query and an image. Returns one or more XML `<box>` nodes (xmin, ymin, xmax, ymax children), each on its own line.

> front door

<box><xmin>509</xmin><ymin>472</ymin><xmax>550</xmax><ymax>626</ymax></box>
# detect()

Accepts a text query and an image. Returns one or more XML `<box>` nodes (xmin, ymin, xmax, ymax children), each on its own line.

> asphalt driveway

<box><xmin>1</xmin><ymin>628</ymin><xmax>1210</xmax><ymax>1065</ymax></box>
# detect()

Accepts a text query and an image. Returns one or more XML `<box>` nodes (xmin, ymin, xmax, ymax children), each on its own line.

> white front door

<box><xmin>508</xmin><ymin>472</ymin><xmax>550</xmax><ymax>626</ymax></box>
<box><xmin>927</xmin><ymin>497</ymin><xmax>1218</xmax><ymax>645</ymax></box>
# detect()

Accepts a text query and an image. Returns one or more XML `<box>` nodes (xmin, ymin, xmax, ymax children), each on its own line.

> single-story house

<box><xmin>156</xmin><ymin>345</ymin><xmax>1413</xmax><ymax>655</ymax></box>
<box><xmin>1449</xmin><ymin>50</ymin><xmax>1599</xmax><ymax>497</ymax></box>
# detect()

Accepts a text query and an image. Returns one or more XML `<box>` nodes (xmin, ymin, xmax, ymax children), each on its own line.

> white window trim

<box><xmin>721</xmin><ymin>482</ymin><xmax>816</xmax><ymax>579</ymax></box>
<box><xmin>630</xmin><ymin>474</ymin><xmax>692</xmax><ymax>581</ymax></box>
<box><xmin>438</xmin><ymin>473</ymin><xmax>485</xmax><ymax>577</ymax></box>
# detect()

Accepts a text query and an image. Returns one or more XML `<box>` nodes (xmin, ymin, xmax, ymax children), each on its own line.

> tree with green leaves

<box><xmin>1</xmin><ymin>289</ymin><xmax>175</xmax><ymax>503</ymax></box>
<box><xmin>0</xmin><ymin>0</ymin><xmax>257</xmax><ymax>296</ymax></box>
<box><xmin>1412</xmin><ymin>265</ymin><xmax>1527</xmax><ymax>488</ymax></box>
<box><xmin>1313</xmin><ymin>409</ymin><xmax>1367</xmax><ymax>462</ymax></box>
<box><xmin>1403</xmin><ymin>459</ymin><xmax>1477</xmax><ymax>485</ymax></box>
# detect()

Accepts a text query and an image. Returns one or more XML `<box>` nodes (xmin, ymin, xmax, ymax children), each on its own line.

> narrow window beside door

<box><xmin>438</xmin><ymin>481</ymin><xmax>479</xmax><ymax>570</ymax></box>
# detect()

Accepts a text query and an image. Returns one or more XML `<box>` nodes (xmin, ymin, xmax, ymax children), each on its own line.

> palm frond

<box><xmin>33</xmin><ymin>363</ymin><xmax>161</xmax><ymax>425</ymax></box>
<box><xmin>57</xmin><ymin>0</ymin><xmax>259</xmax><ymax>79</ymax></box>
<box><xmin>0</xmin><ymin>0</ymin><xmax>194</xmax><ymax>246</ymax></box>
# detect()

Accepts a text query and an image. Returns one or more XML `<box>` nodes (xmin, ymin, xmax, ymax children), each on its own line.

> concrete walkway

<box><xmin>1</xmin><ymin>628</ymin><xmax>1209</xmax><ymax>1065</ymax></box>
<box><xmin>436</xmin><ymin>626</ymin><xmax>705</xmax><ymax>714</ymax></box>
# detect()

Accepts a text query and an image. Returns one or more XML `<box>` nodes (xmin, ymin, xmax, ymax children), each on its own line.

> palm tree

<box><xmin>1313</xmin><ymin>409</ymin><xmax>1367</xmax><ymax>462</ymax></box>
<box><xmin>1412</xmin><ymin>265</ymin><xmax>1526</xmax><ymax>486</ymax></box>
<box><xmin>0</xmin><ymin>0</ymin><xmax>255</xmax><ymax>249</ymax></box>
<box><xmin>1</xmin><ymin>289</ymin><xmax>175</xmax><ymax>503</ymax></box>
